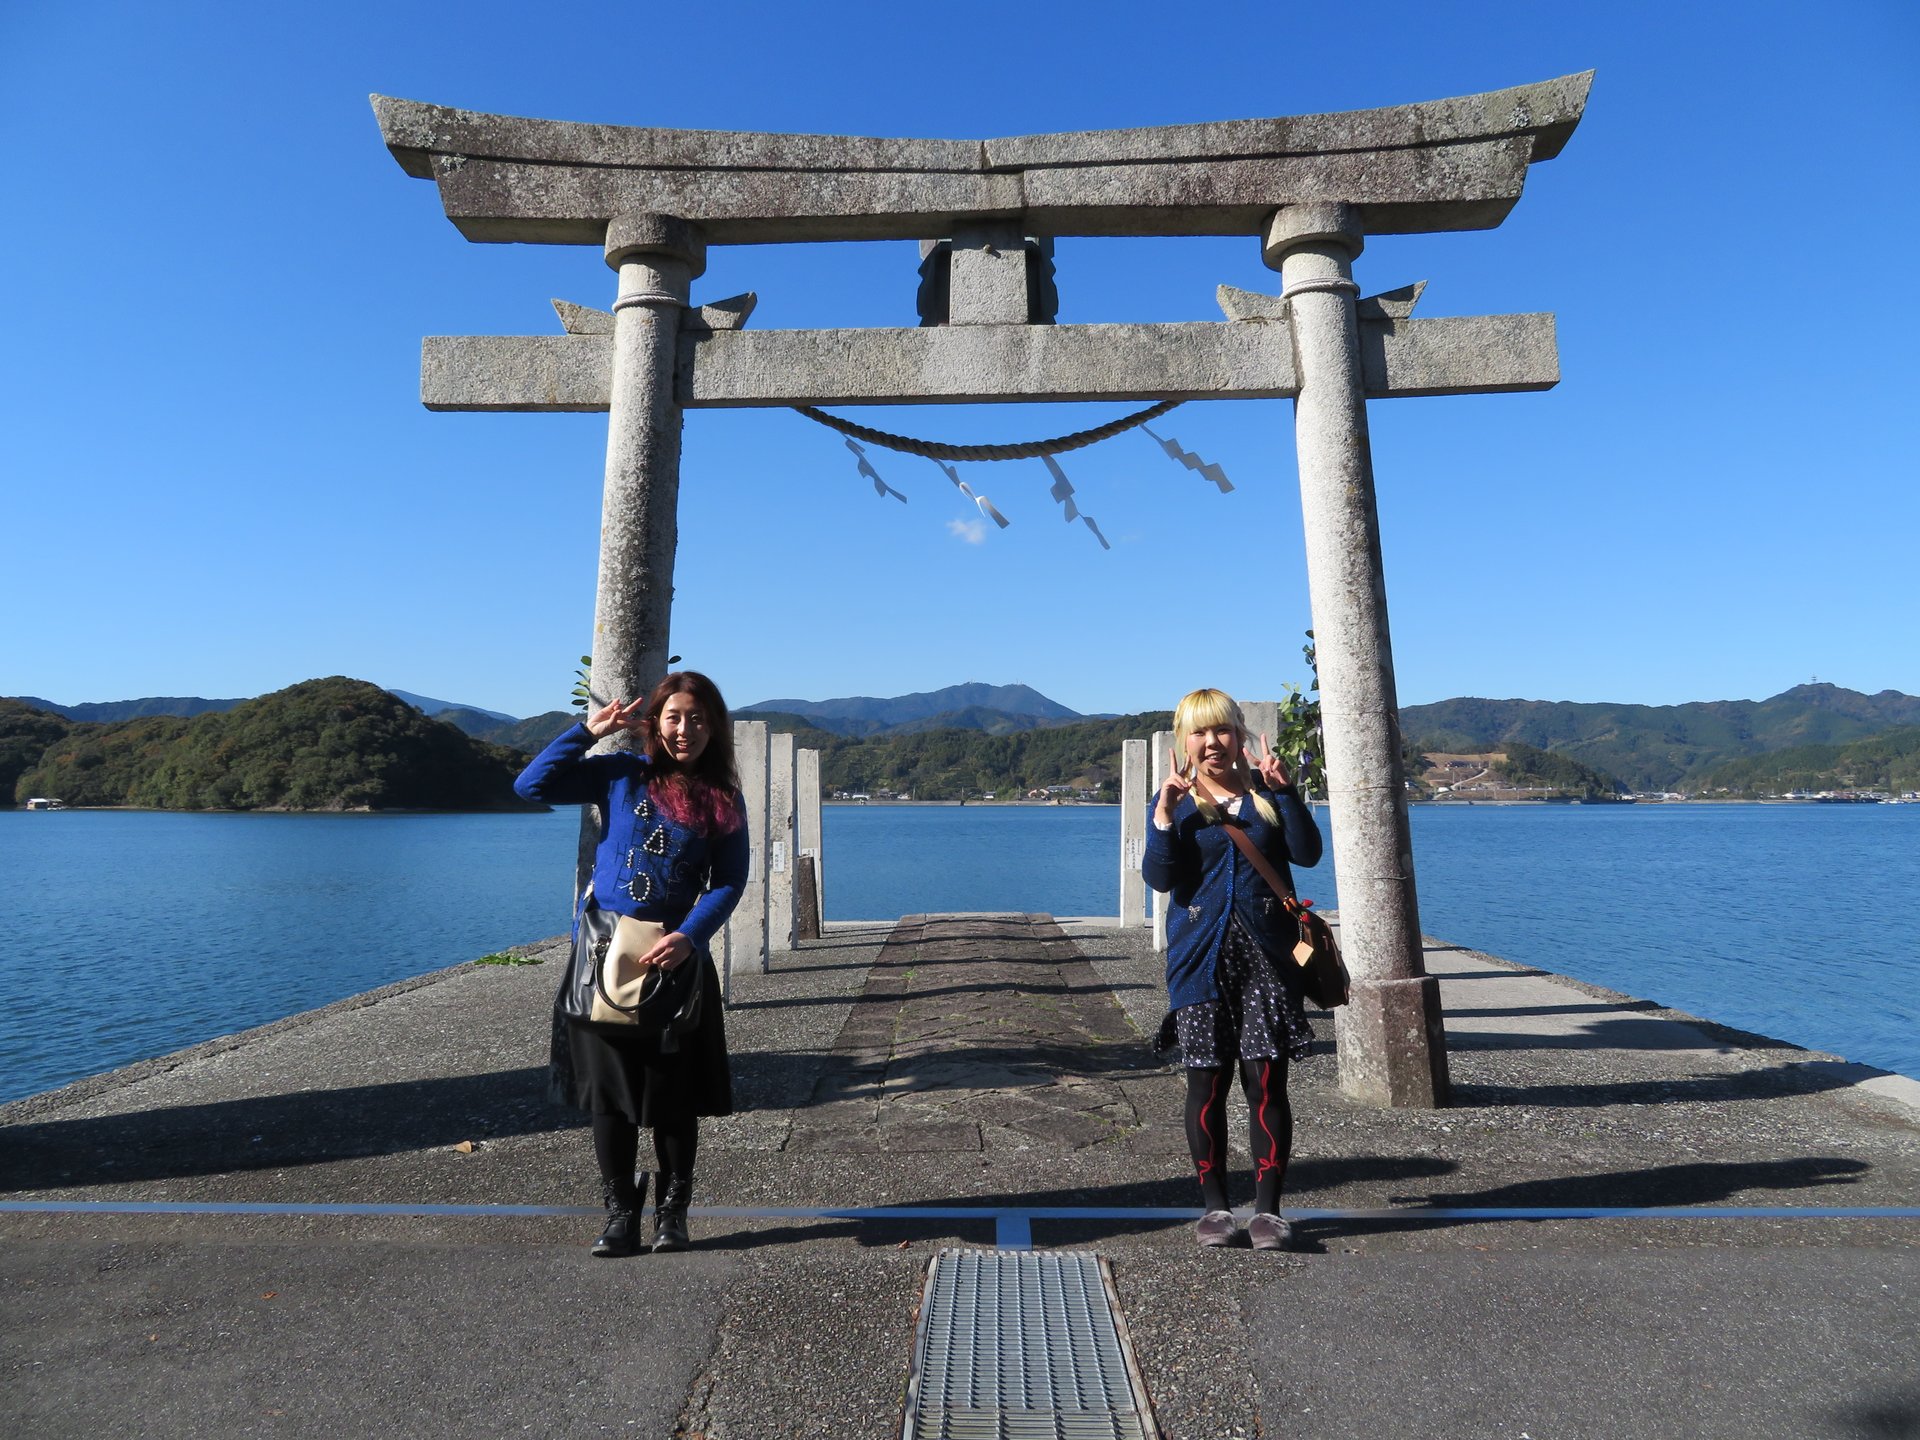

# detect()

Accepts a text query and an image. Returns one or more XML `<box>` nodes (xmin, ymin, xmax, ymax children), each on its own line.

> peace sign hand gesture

<box><xmin>585</xmin><ymin>697</ymin><xmax>649</xmax><ymax>740</ymax></box>
<box><xmin>1246</xmin><ymin>732</ymin><xmax>1294</xmax><ymax>792</ymax></box>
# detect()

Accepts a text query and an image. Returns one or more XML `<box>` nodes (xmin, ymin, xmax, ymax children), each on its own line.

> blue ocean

<box><xmin>1</xmin><ymin>803</ymin><xmax>1914</xmax><ymax>1104</ymax></box>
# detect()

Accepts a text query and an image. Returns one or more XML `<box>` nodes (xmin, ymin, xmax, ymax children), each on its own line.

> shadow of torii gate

<box><xmin>373</xmin><ymin>72</ymin><xmax>1593</xmax><ymax>1109</ymax></box>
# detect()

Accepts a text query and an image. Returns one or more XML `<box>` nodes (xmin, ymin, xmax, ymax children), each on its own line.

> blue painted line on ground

<box><xmin>4</xmin><ymin>1200</ymin><xmax>1917</xmax><ymax>1224</ymax></box>
<box><xmin>995</xmin><ymin>1214</ymin><xmax>1032</xmax><ymax>1249</ymax></box>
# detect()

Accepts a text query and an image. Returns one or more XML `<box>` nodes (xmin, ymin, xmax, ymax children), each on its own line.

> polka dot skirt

<box><xmin>1172</xmin><ymin>917</ymin><xmax>1315</xmax><ymax>1067</ymax></box>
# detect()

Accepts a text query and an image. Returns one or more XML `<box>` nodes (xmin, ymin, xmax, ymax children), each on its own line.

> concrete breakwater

<box><xmin>3</xmin><ymin>917</ymin><xmax>1917</xmax><ymax>1439</ymax></box>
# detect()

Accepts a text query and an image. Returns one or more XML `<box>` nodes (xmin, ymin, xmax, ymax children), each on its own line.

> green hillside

<box><xmin>1492</xmin><ymin>741</ymin><xmax>1625</xmax><ymax>799</ymax></box>
<box><xmin>1</xmin><ymin>700</ymin><xmax>76</xmax><ymax>801</ymax></box>
<box><xmin>12</xmin><ymin>678</ymin><xmax>536</xmax><ymax>811</ymax></box>
<box><xmin>1695</xmin><ymin>726</ymin><xmax>1920</xmax><ymax>795</ymax></box>
<box><xmin>1402</xmin><ymin>684</ymin><xmax>1920</xmax><ymax>791</ymax></box>
<box><xmin>756</xmin><ymin>710</ymin><xmax>1175</xmax><ymax>801</ymax></box>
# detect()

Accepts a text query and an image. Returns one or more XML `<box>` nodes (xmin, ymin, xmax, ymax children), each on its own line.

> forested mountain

<box><xmin>10</xmin><ymin>679</ymin><xmax>535</xmax><ymax>811</ymax></box>
<box><xmin>15</xmin><ymin>678</ymin><xmax>1918</xmax><ymax>806</ymax></box>
<box><xmin>1401</xmin><ymin>684</ymin><xmax>1920</xmax><ymax>791</ymax></box>
<box><xmin>1</xmin><ymin>699</ymin><xmax>74</xmax><ymax>800</ymax></box>
<box><xmin>9</xmin><ymin>695</ymin><xmax>245</xmax><ymax>722</ymax></box>
<box><xmin>752</xmin><ymin>711</ymin><xmax>1175</xmax><ymax>801</ymax></box>
<box><xmin>386</xmin><ymin>689</ymin><xmax>514</xmax><ymax>722</ymax></box>
<box><xmin>434</xmin><ymin>705</ymin><xmax>578</xmax><ymax>754</ymax></box>
<box><xmin>739</xmin><ymin>683</ymin><xmax>1084</xmax><ymax>736</ymax></box>
<box><xmin>1694</xmin><ymin>726</ymin><xmax>1920</xmax><ymax>795</ymax></box>
<box><xmin>1492</xmin><ymin>741</ymin><xmax>1626</xmax><ymax>799</ymax></box>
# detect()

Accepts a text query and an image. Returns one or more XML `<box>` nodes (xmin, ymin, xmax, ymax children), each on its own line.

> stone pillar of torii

<box><xmin>374</xmin><ymin>73</ymin><xmax>1592</xmax><ymax>1107</ymax></box>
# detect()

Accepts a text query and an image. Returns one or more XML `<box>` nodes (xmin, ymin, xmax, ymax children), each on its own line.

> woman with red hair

<box><xmin>515</xmin><ymin>671</ymin><xmax>748</xmax><ymax>1256</ymax></box>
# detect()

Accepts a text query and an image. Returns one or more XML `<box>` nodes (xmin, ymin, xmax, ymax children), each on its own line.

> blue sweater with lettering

<box><xmin>513</xmin><ymin>722</ymin><xmax>749</xmax><ymax>949</ymax></box>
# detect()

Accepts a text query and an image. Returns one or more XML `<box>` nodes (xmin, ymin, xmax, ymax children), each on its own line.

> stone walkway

<box><xmin>787</xmin><ymin>913</ymin><xmax>1147</xmax><ymax>1158</ymax></box>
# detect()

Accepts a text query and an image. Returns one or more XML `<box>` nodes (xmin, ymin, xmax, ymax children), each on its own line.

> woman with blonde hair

<box><xmin>1142</xmin><ymin>687</ymin><xmax>1324</xmax><ymax>1249</ymax></box>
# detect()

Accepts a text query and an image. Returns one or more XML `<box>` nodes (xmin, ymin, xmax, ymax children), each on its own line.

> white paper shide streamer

<box><xmin>845</xmin><ymin>438</ymin><xmax>906</xmax><ymax>502</ymax></box>
<box><xmin>933</xmin><ymin>460</ymin><xmax>1010</xmax><ymax>529</ymax></box>
<box><xmin>1140</xmin><ymin>423</ymin><xmax>1233</xmax><ymax>493</ymax></box>
<box><xmin>1041</xmin><ymin>455</ymin><xmax>1110</xmax><ymax>550</ymax></box>
<box><xmin>830</xmin><ymin>407</ymin><xmax>1233</xmax><ymax>552</ymax></box>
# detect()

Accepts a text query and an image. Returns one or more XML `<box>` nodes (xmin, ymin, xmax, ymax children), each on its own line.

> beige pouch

<box><xmin>589</xmin><ymin>916</ymin><xmax>669</xmax><ymax>1024</ymax></box>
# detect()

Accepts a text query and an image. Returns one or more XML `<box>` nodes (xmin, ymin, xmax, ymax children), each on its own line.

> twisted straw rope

<box><xmin>793</xmin><ymin>399</ymin><xmax>1182</xmax><ymax>462</ymax></box>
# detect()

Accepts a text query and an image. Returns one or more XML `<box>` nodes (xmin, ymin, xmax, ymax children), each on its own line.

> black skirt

<box><xmin>552</xmin><ymin>957</ymin><xmax>733</xmax><ymax>1126</ymax></box>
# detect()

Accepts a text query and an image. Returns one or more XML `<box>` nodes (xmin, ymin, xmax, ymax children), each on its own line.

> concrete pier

<box><xmin>4</xmin><ymin>917</ymin><xmax>1916</xmax><ymax>1439</ymax></box>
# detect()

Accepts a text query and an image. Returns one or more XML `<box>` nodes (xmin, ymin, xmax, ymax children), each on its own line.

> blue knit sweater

<box><xmin>513</xmin><ymin>722</ymin><xmax>748</xmax><ymax>949</ymax></box>
<box><xmin>1142</xmin><ymin>787</ymin><xmax>1324</xmax><ymax>1010</ymax></box>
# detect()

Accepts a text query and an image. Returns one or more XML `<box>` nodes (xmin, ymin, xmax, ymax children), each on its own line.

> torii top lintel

<box><xmin>371</xmin><ymin>73</ymin><xmax>1590</xmax><ymax>247</ymax></box>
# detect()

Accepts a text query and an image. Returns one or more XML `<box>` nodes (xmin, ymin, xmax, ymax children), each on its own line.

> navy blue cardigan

<box><xmin>1142</xmin><ymin>786</ymin><xmax>1324</xmax><ymax>1010</ymax></box>
<box><xmin>513</xmin><ymin>722</ymin><xmax>749</xmax><ymax>950</ymax></box>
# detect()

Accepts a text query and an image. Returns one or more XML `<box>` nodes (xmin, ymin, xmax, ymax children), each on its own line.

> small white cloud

<box><xmin>946</xmin><ymin>518</ymin><xmax>987</xmax><ymax>545</ymax></box>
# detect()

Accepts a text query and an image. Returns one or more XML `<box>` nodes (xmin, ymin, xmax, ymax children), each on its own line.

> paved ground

<box><xmin>3</xmin><ymin>915</ymin><xmax>1917</xmax><ymax>1439</ymax></box>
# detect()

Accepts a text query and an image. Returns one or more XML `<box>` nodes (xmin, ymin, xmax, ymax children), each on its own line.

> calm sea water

<box><xmin>1</xmin><ymin>803</ymin><xmax>1914</xmax><ymax>1103</ymax></box>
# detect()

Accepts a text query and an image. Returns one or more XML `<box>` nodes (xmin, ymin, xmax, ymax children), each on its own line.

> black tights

<box><xmin>590</xmin><ymin>1112</ymin><xmax>698</xmax><ymax>1200</ymax></box>
<box><xmin>1183</xmin><ymin>1058</ymin><xmax>1292</xmax><ymax>1215</ymax></box>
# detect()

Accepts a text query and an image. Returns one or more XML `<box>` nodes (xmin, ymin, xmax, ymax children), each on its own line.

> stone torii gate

<box><xmin>373</xmin><ymin>73</ymin><xmax>1591</xmax><ymax>1108</ymax></box>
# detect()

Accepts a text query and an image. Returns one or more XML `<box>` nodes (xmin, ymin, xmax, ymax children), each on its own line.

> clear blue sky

<box><xmin>3</xmin><ymin>2</ymin><xmax>1914</xmax><ymax>720</ymax></box>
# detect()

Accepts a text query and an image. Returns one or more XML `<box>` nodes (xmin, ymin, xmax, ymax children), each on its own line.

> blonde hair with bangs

<box><xmin>1172</xmin><ymin>688</ymin><xmax>1280</xmax><ymax>826</ymax></box>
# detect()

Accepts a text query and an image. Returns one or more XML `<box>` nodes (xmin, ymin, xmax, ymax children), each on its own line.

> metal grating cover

<box><xmin>904</xmin><ymin>1249</ymin><xmax>1157</xmax><ymax>1440</ymax></box>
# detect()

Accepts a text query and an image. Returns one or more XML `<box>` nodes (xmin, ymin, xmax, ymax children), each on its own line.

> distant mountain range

<box><xmin>738</xmin><ymin>683</ymin><xmax>1091</xmax><ymax>737</ymax></box>
<box><xmin>13</xmin><ymin>688</ymin><xmax>505</xmax><ymax>725</ymax></box>
<box><xmin>12</xmin><ymin>695</ymin><xmax>248</xmax><ymax>723</ymax></box>
<box><xmin>12</xmin><ymin>681</ymin><xmax>1920</xmax><ymax>798</ymax></box>
<box><xmin>1400</xmin><ymin>684</ymin><xmax>1920</xmax><ymax>792</ymax></box>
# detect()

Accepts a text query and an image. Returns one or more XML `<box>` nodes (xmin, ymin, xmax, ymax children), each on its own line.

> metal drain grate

<box><xmin>903</xmin><ymin>1249</ymin><xmax>1158</xmax><ymax>1440</ymax></box>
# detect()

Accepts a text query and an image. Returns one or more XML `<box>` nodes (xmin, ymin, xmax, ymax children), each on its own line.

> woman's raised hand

<box><xmin>1247</xmin><ymin>732</ymin><xmax>1294</xmax><ymax>791</ymax></box>
<box><xmin>1155</xmin><ymin>768</ymin><xmax>1194</xmax><ymax>826</ymax></box>
<box><xmin>585</xmin><ymin>698</ymin><xmax>649</xmax><ymax>739</ymax></box>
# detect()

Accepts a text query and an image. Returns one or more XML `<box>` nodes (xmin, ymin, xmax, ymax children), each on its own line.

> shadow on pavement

<box><xmin>1452</xmin><ymin>1060</ymin><xmax>1862</xmax><ymax>1109</ymax></box>
<box><xmin>1829</xmin><ymin>1386</ymin><xmax>1920</xmax><ymax>1440</ymax></box>
<box><xmin>0</xmin><ymin>1066</ymin><xmax>579</xmax><ymax>1191</ymax></box>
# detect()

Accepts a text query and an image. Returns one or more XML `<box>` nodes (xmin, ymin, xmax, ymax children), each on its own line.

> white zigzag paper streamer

<box><xmin>845</xmin><ymin>438</ymin><xmax>907</xmax><ymax>503</ymax></box>
<box><xmin>1140</xmin><ymin>423</ymin><xmax>1233</xmax><ymax>493</ymax></box>
<box><xmin>1041</xmin><ymin>455</ymin><xmax>1111</xmax><ymax>550</ymax></box>
<box><xmin>933</xmin><ymin>460</ymin><xmax>1010</xmax><ymax>529</ymax></box>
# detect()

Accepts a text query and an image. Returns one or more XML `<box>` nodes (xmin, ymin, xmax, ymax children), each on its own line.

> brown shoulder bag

<box><xmin>1219</xmin><ymin>816</ymin><xmax>1350</xmax><ymax>1009</ymax></box>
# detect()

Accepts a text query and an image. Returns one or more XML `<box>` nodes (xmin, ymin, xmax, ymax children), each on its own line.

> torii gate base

<box><xmin>376</xmin><ymin>73</ymin><xmax>1594</xmax><ymax>1107</ymax></box>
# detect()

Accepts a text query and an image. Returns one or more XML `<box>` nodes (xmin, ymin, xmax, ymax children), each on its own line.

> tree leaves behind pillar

<box><xmin>1275</xmin><ymin>630</ymin><xmax>1325</xmax><ymax>800</ymax></box>
<box><xmin>572</xmin><ymin>654</ymin><xmax>681</xmax><ymax>712</ymax></box>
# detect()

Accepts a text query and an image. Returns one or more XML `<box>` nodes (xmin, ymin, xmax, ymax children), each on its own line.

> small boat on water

<box><xmin>23</xmin><ymin>797</ymin><xmax>68</xmax><ymax>811</ymax></box>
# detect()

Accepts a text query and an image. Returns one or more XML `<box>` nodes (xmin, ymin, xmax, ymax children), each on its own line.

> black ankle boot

<box><xmin>592</xmin><ymin>1171</ymin><xmax>648</xmax><ymax>1258</ymax></box>
<box><xmin>652</xmin><ymin>1173</ymin><xmax>692</xmax><ymax>1253</ymax></box>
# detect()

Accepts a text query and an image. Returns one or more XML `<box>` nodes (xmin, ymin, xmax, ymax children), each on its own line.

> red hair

<box><xmin>640</xmin><ymin>671</ymin><xmax>742</xmax><ymax>836</ymax></box>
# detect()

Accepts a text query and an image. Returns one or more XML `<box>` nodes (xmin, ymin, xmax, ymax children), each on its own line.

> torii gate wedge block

<box><xmin>375</xmin><ymin>72</ymin><xmax>1591</xmax><ymax>1107</ymax></box>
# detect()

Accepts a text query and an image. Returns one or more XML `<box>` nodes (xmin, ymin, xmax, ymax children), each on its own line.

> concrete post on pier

<box><xmin>1120</xmin><ymin>739</ymin><xmax>1148</xmax><ymax>927</ymax></box>
<box><xmin>795</xmin><ymin>746</ymin><xmax>824</xmax><ymax>937</ymax></box>
<box><xmin>1263</xmin><ymin>203</ymin><xmax>1450</xmax><ymax>1109</ymax></box>
<box><xmin>724</xmin><ymin>720</ymin><xmax>771</xmax><ymax>994</ymax></box>
<box><xmin>1240</xmin><ymin>700</ymin><xmax>1280</xmax><ymax>766</ymax></box>
<box><xmin>767</xmin><ymin>731</ymin><xmax>797</xmax><ymax>956</ymax></box>
<box><xmin>1150</xmin><ymin>730</ymin><xmax>1174</xmax><ymax>953</ymax></box>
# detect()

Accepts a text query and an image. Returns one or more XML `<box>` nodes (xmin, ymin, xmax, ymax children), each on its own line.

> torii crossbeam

<box><xmin>374</xmin><ymin>73</ymin><xmax>1593</xmax><ymax>1108</ymax></box>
